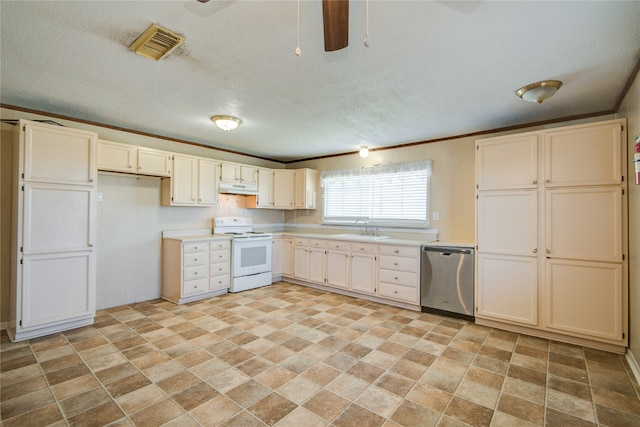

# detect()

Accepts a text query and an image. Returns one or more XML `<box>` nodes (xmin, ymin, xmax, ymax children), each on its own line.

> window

<box><xmin>321</xmin><ymin>160</ymin><xmax>431</xmax><ymax>227</ymax></box>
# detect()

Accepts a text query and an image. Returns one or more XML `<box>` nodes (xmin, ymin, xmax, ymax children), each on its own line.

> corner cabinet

<box><xmin>162</xmin><ymin>236</ymin><xmax>231</xmax><ymax>304</ymax></box>
<box><xmin>475</xmin><ymin>119</ymin><xmax>628</xmax><ymax>353</ymax></box>
<box><xmin>9</xmin><ymin>120</ymin><xmax>98</xmax><ymax>342</ymax></box>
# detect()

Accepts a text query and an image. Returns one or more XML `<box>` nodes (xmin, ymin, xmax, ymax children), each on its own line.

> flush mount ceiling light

<box><xmin>211</xmin><ymin>115</ymin><xmax>242</xmax><ymax>132</ymax></box>
<box><xmin>359</xmin><ymin>145</ymin><xmax>369</xmax><ymax>158</ymax></box>
<box><xmin>516</xmin><ymin>80</ymin><xmax>563</xmax><ymax>104</ymax></box>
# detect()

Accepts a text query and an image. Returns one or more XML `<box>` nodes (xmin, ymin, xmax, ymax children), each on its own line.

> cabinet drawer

<box><xmin>210</xmin><ymin>275</ymin><xmax>231</xmax><ymax>290</ymax></box>
<box><xmin>210</xmin><ymin>240</ymin><xmax>231</xmax><ymax>251</ymax></box>
<box><xmin>183</xmin><ymin>278</ymin><xmax>208</xmax><ymax>295</ymax></box>
<box><xmin>309</xmin><ymin>239</ymin><xmax>326</xmax><ymax>249</ymax></box>
<box><xmin>379</xmin><ymin>245</ymin><xmax>418</xmax><ymax>257</ymax></box>
<box><xmin>184</xmin><ymin>243</ymin><xmax>208</xmax><ymax>253</ymax></box>
<box><xmin>294</xmin><ymin>238</ymin><xmax>308</xmax><ymax>246</ymax></box>
<box><xmin>379</xmin><ymin>269</ymin><xmax>418</xmax><ymax>287</ymax></box>
<box><xmin>183</xmin><ymin>265</ymin><xmax>208</xmax><ymax>282</ymax></box>
<box><xmin>379</xmin><ymin>282</ymin><xmax>419</xmax><ymax>304</ymax></box>
<box><xmin>210</xmin><ymin>262</ymin><xmax>230</xmax><ymax>276</ymax></box>
<box><xmin>351</xmin><ymin>243</ymin><xmax>377</xmax><ymax>254</ymax></box>
<box><xmin>327</xmin><ymin>240</ymin><xmax>350</xmax><ymax>251</ymax></box>
<box><xmin>379</xmin><ymin>255</ymin><xmax>418</xmax><ymax>272</ymax></box>
<box><xmin>184</xmin><ymin>252</ymin><xmax>208</xmax><ymax>267</ymax></box>
<box><xmin>210</xmin><ymin>250</ymin><xmax>230</xmax><ymax>263</ymax></box>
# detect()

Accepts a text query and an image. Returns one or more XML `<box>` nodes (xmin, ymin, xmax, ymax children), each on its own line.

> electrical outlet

<box><xmin>432</xmin><ymin>211</ymin><xmax>439</xmax><ymax>221</ymax></box>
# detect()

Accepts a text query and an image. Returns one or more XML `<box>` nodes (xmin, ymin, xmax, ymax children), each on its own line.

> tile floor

<box><xmin>1</xmin><ymin>282</ymin><xmax>640</xmax><ymax>427</ymax></box>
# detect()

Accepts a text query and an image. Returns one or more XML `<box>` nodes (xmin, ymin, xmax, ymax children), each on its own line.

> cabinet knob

<box><xmin>88</xmin><ymin>243</ymin><xmax>94</xmax><ymax>247</ymax></box>
<box><xmin>532</xmin><ymin>249</ymin><xmax>537</xmax><ymax>254</ymax></box>
<box><xmin>194</xmin><ymin>258</ymin><xmax>198</xmax><ymax>262</ymax></box>
<box><xmin>533</xmin><ymin>180</ymin><xmax>537</xmax><ymax>184</ymax></box>
<box><xmin>546</xmin><ymin>249</ymin><xmax>551</xmax><ymax>254</ymax></box>
<box><xmin>138</xmin><ymin>166</ymin><xmax>142</xmax><ymax>170</ymax></box>
<box><xmin>394</xmin><ymin>250</ymin><xmax>399</xmax><ymax>253</ymax></box>
<box><xmin>394</xmin><ymin>262</ymin><xmax>398</xmax><ymax>266</ymax></box>
<box><xmin>128</xmin><ymin>165</ymin><xmax>133</xmax><ymax>169</ymax></box>
<box><xmin>394</xmin><ymin>277</ymin><xmax>398</xmax><ymax>280</ymax></box>
<box><xmin>89</xmin><ymin>178</ymin><xmax>94</xmax><ymax>182</ymax></box>
<box><xmin>194</xmin><ymin>272</ymin><xmax>198</xmax><ymax>275</ymax></box>
<box><xmin>546</xmin><ymin>180</ymin><xmax>551</xmax><ymax>183</ymax></box>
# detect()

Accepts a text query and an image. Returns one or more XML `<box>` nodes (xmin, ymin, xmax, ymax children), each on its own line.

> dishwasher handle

<box><xmin>421</xmin><ymin>245</ymin><xmax>474</xmax><ymax>255</ymax></box>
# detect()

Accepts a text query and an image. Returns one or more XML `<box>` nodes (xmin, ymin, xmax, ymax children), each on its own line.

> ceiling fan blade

<box><xmin>322</xmin><ymin>0</ymin><xmax>349</xmax><ymax>52</ymax></box>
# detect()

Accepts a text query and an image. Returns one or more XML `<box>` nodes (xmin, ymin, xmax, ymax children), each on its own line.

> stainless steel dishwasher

<box><xmin>421</xmin><ymin>245</ymin><xmax>475</xmax><ymax>321</ymax></box>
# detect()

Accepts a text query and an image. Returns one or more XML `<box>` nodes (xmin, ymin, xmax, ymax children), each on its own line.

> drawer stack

<box><xmin>378</xmin><ymin>245</ymin><xmax>420</xmax><ymax>304</ymax></box>
<box><xmin>162</xmin><ymin>236</ymin><xmax>232</xmax><ymax>304</ymax></box>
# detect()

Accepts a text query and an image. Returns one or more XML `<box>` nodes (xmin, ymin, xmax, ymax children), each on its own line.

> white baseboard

<box><xmin>626</xmin><ymin>349</ymin><xmax>640</xmax><ymax>385</ymax></box>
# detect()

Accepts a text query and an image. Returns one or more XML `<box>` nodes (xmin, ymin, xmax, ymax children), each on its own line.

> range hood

<box><xmin>218</xmin><ymin>181</ymin><xmax>258</xmax><ymax>195</ymax></box>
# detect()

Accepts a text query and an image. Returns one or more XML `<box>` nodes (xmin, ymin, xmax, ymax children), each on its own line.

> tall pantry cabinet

<box><xmin>475</xmin><ymin>119</ymin><xmax>628</xmax><ymax>353</ymax></box>
<box><xmin>8</xmin><ymin>120</ymin><xmax>98</xmax><ymax>342</ymax></box>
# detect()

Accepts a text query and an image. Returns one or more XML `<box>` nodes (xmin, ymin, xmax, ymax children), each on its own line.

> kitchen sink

<box><xmin>332</xmin><ymin>234</ymin><xmax>391</xmax><ymax>241</ymax></box>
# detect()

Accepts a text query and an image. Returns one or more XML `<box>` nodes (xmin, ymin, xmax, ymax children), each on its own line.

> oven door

<box><xmin>232</xmin><ymin>237</ymin><xmax>272</xmax><ymax>278</ymax></box>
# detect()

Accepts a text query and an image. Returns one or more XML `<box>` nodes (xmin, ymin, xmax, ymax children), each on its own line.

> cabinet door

<box><xmin>544</xmin><ymin>120</ymin><xmax>623</xmax><ymax>187</ymax></box>
<box><xmin>477</xmin><ymin>134</ymin><xmax>538</xmax><ymax>190</ymax></box>
<box><xmin>546</xmin><ymin>259</ymin><xmax>622</xmax><ymax>341</ymax></box>
<box><xmin>476</xmin><ymin>253</ymin><xmax>538</xmax><ymax>326</ymax></box>
<box><xmin>22</xmin><ymin>183</ymin><xmax>94</xmax><ymax>254</ymax></box>
<box><xmin>272</xmin><ymin>238</ymin><xmax>283</xmax><ymax>277</ymax></box>
<box><xmin>294</xmin><ymin>169</ymin><xmax>318</xmax><ymax>209</ymax></box>
<box><xmin>273</xmin><ymin>170</ymin><xmax>295</xmax><ymax>208</ymax></box>
<box><xmin>240</xmin><ymin>165</ymin><xmax>257</xmax><ymax>185</ymax></box>
<box><xmin>198</xmin><ymin>159</ymin><xmax>219</xmax><ymax>205</ymax></box>
<box><xmin>23</xmin><ymin>122</ymin><xmax>96</xmax><ymax>185</ymax></box>
<box><xmin>137</xmin><ymin>148</ymin><xmax>171</xmax><ymax>177</ymax></box>
<box><xmin>546</xmin><ymin>187</ymin><xmax>622</xmax><ymax>263</ymax></box>
<box><xmin>293</xmin><ymin>246</ymin><xmax>308</xmax><ymax>280</ymax></box>
<box><xmin>220</xmin><ymin>162</ymin><xmax>239</xmax><ymax>183</ymax></box>
<box><xmin>477</xmin><ymin>191</ymin><xmax>538</xmax><ymax>256</ymax></box>
<box><xmin>97</xmin><ymin>140</ymin><xmax>136</xmax><ymax>173</ymax></box>
<box><xmin>327</xmin><ymin>250</ymin><xmax>350</xmax><ymax>289</ymax></box>
<box><xmin>257</xmin><ymin>168</ymin><xmax>274</xmax><ymax>207</ymax></box>
<box><xmin>350</xmin><ymin>253</ymin><xmax>377</xmax><ymax>295</ymax></box>
<box><xmin>21</xmin><ymin>252</ymin><xmax>94</xmax><ymax>330</ymax></box>
<box><xmin>172</xmin><ymin>155</ymin><xmax>198</xmax><ymax>205</ymax></box>
<box><xmin>308</xmin><ymin>247</ymin><xmax>326</xmax><ymax>284</ymax></box>
<box><xmin>282</xmin><ymin>239</ymin><xmax>294</xmax><ymax>277</ymax></box>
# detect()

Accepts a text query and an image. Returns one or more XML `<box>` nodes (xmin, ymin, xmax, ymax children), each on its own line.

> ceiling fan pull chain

<box><xmin>295</xmin><ymin>0</ymin><xmax>301</xmax><ymax>56</ymax></box>
<box><xmin>364</xmin><ymin>0</ymin><xmax>370</xmax><ymax>47</ymax></box>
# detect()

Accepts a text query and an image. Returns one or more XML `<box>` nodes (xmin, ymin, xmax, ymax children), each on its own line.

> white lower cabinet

<box><xmin>272</xmin><ymin>237</ymin><xmax>283</xmax><ymax>280</ymax></box>
<box><xmin>378</xmin><ymin>245</ymin><xmax>420</xmax><ymax>304</ymax></box>
<box><xmin>326</xmin><ymin>241</ymin><xmax>350</xmax><ymax>289</ymax></box>
<box><xmin>282</xmin><ymin>238</ymin><xmax>294</xmax><ymax>278</ymax></box>
<box><xmin>350</xmin><ymin>243</ymin><xmax>377</xmax><ymax>295</ymax></box>
<box><xmin>162</xmin><ymin>237</ymin><xmax>231</xmax><ymax>304</ymax></box>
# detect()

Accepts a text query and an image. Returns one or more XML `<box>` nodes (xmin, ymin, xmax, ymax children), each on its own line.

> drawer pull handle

<box><xmin>394</xmin><ymin>277</ymin><xmax>398</xmax><ymax>280</ymax></box>
<box><xmin>194</xmin><ymin>258</ymin><xmax>198</xmax><ymax>262</ymax></box>
<box><xmin>394</xmin><ymin>250</ymin><xmax>399</xmax><ymax>253</ymax></box>
<box><xmin>394</xmin><ymin>262</ymin><xmax>398</xmax><ymax>266</ymax></box>
<box><xmin>394</xmin><ymin>291</ymin><xmax>398</xmax><ymax>294</ymax></box>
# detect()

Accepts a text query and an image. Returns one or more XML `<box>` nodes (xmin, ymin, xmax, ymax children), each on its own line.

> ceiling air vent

<box><xmin>129</xmin><ymin>24</ymin><xmax>185</xmax><ymax>61</ymax></box>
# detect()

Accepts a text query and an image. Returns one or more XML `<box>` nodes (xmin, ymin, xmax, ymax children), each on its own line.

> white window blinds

<box><xmin>321</xmin><ymin>160</ymin><xmax>431</xmax><ymax>227</ymax></box>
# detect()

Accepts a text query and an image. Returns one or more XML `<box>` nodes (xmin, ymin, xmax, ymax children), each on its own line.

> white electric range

<box><xmin>213</xmin><ymin>217</ymin><xmax>273</xmax><ymax>292</ymax></box>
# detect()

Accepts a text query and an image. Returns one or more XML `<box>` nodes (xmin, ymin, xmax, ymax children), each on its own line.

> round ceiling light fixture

<box><xmin>516</xmin><ymin>80</ymin><xmax>563</xmax><ymax>105</ymax></box>
<box><xmin>211</xmin><ymin>115</ymin><xmax>242</xmax><ymax>131</ymax></box>
<box><xmin>359</xmin><ymin>146</ymin><xmax>370</xmax><ymax>158</ymax></box>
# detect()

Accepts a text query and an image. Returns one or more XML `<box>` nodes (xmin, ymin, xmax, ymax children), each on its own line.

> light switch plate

<box><xmin>432</xmin><ymin>211</ymin><xmax>439</xmax><ymax>221</ymax></box>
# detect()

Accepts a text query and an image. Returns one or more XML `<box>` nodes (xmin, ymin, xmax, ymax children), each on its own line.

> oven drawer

<box><xmin>184</xmin><ymin>252</ymin><xmax>208</xmax><ymax>267</ymax></box>
<box><xmin>378</xmin><ymin>282</ymin><xmax>418</xmax><ymax>303</ymax></box>
<box><xmin>210</xmin><ymin>275</ymin><xmax>230</xmax><ymax>290</ymax></box>
<box><xmin>210</xmin><ymin>262</ymin><xmax>230</xmax><ymax>276</ymax></box>
<box><xmin>183</xmin><ymin>265</ymin><xmax>208</xmax><ymax>282</ymax></box>
<box><xmin>183</xmin><ymin>278</ymin><xmax>207</xmax><ymax>295</ymax></box>
<box><xmin>210</xmin><ymin>240</ymin><xmax>231</xmax><ymax>251</ymax></box>
<box><xmin>379</xmin><ymin>255</ymin><xmax>418</xmax><ymax>272</ymax></box>
<box><xmin>210</xmin><ymin>249</ymin><xmax>230</xmax><ymax>263</ymax></box>
<box><xmin>183</xmin><ymin>242</ymin><xmax>208</xmax><ymax>253</ymax></box>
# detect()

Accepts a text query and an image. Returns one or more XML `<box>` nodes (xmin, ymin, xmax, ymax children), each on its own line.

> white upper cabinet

<box><xmin>23</xmin><ymin>122</ymin><xmax>96</xmax><ymax>186</ymax></box>
<box><xmin>137</xmin><ymin>147</ymin><xmax>172</xmax><ymax>177</ymax></box>
<box><xmin>98</xmin><ymin>140</ymin><xmax>171</xmax><ymax>177</ymax></box>
<box><xmin>169</xmin><ymin>154</ymin><xmax>198</xmax><ymax>205</ymax></box>
<box><xmin>274</xmin><ymin>170</ymin><xmax>295</xmax><ymax>209</ymax></box>
<box><xmin>477</xmin><ymin>134</ymin><xmax>538</xmax><ymax>190</ymax></box>
<box><xmin>294</xmin><ymin>168</ymin><xmax>319</xmax><ymax>209</ymax></box>
<box><xmin>544</xmin><ymin>121</ymin><xmax>623</xmax><ymax>187</ymax></box>
<box><xmin>220</xmin><ymin>162</ymin><xmax>257</xmax><ymax>185</ymax></box>
<box><xmin>97</xmin><ymin>139</ymin><xmax>136</xmax><ymax>173</ymax></box>
<box><xmin>198</xmin><ymin>159</ymin><xmax>219</xmax><ymax>206</ymax></box>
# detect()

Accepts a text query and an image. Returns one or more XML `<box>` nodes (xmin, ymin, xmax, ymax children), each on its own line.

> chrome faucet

<box><xmin>354</xmin><ymin>217</ymin><xmax>369</xmax><ymax>236</ymax></box>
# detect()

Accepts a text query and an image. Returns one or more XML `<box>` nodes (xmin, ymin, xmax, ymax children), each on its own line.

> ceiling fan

<box><xmin>197</xmin><ymin>0</ymin><xmax>349</xmax><ymax>52</ymax></box>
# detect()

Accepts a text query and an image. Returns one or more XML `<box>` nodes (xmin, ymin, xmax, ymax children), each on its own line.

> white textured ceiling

<box><xmin>1</xmin><ymin>1</ymin><xmax>639</xmax><ymax>162</ymax></box>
